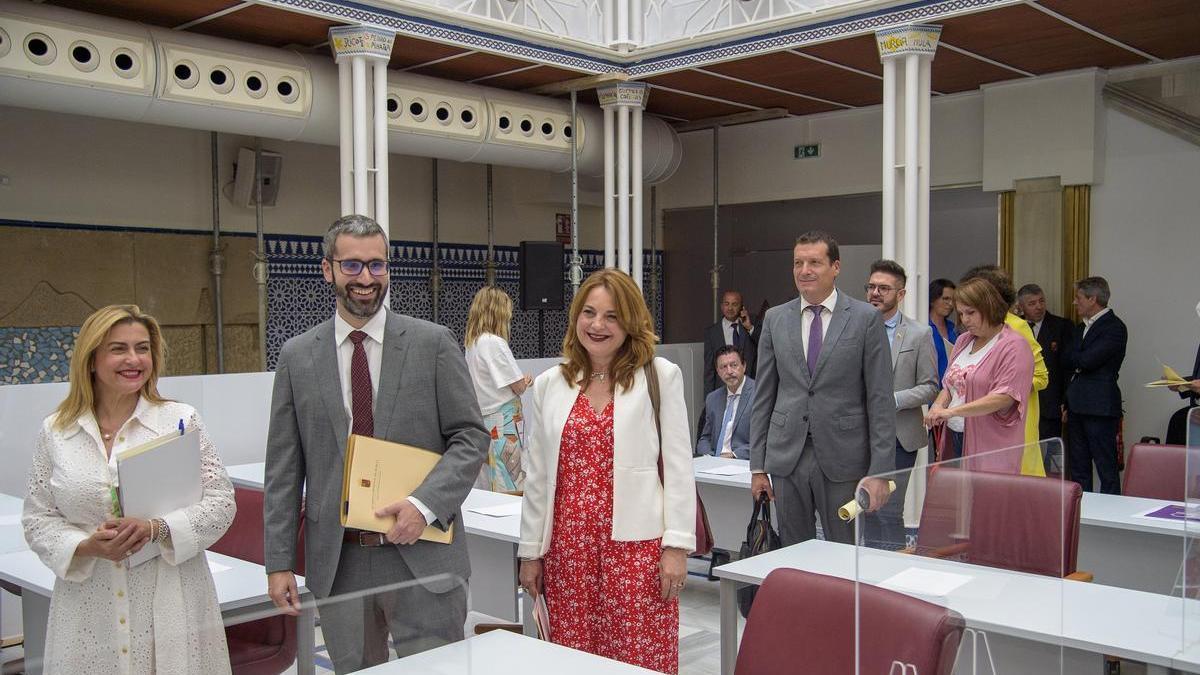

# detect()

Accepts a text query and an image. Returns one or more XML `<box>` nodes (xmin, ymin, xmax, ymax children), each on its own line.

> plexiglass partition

<box><xmin>1181</xmin><ymin>407</ymin><xmax>1200</xmax><ymax>670</ymax></box>
<box><xmin>854</xmin><ymin>439</ymin><xmax>1069</xmax><ymax>674</ymax></box>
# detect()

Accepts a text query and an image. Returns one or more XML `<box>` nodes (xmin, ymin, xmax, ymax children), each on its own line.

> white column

<box><xmin>373</xmin><ymin>59</ymin><xmax>389</xmax><ymax>234</ymax></box>
<box><xmin>903</xmin><ymin>52</ymin><xmax>919</xmax><ymax>319</ymax></box>
<box><xmin>351</xmin><ymin>55</ymin><xmax>369</xmax><ymax>216</ymax></box>
<box><xmin>880</xmin><ymin>57</ymin><xmax>896</xmax><ymax>260</ymax></box>
<box><xmin>631</xmin><ymin>106</ymin><xmax>644</xmax><ymax>289</ymax></box>
<box><xmin>917</xmin><ymin>58</ymin><xmax>932</xmax><ymax>322</ymax></box>
<box><xmin>603</xmin><ymin>106</ymin><xmax>615</xmax><ymax>268</ymax></box>
<box><xmin>617</xmin><ymin>104</ymin><xmax>630</xmax><ymax>274</ymax></box>
<box><xmin>337</xmin><ymin>60</ymin><xmax>353</xmax><ymax>216</ymax></box>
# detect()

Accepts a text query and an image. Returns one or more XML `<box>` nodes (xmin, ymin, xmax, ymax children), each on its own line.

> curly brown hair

<box><xmin>559</xmin><ymin>269</ymin><xmax>659</xmax><ymax>392</ymax></box>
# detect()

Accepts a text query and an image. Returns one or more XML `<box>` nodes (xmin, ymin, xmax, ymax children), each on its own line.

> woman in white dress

<box><xmin>464</xmin><ymin>286</ymin><xmax>531</xmax><ymax>491</ymax></box>
<box><xmin>22</xmin><ymin>305</ymin><xmax>236</xmax><ymax>674</ymax></box>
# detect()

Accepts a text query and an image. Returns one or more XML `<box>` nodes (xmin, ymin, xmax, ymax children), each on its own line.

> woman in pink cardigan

<box><xmin>924</xmin><ymin>278</ymin><xmax>1034</xmax><ymax>473</ymax></box>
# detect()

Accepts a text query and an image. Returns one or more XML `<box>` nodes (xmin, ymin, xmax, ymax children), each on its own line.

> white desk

<box><xmin>1078</xmin><ymin>492</ymin><xmax>1187</xmax><ymax>595</ymax></box>
<box><xmin>357</xmin><ymin>628</ymin><xmax>658</xmax><ymax>673</ymax></box>
<box><xmin>693</xmin><ymin>456</ymin><xmax>755</xmax><ymax>553</ymax></box>
<box><xmin>226</xmin><ymin>463</ymin><xmax>527</xmax><ymax>623</ymax></box>
<box><xmin>0</xmin><ymin>548</ymin><xmax>315</xmax><ymax>675</ymax></box>
<box><xmin>713</xmin><ymin>539</ymin><xmax>1195</xmax><ymax>675</ymax></box>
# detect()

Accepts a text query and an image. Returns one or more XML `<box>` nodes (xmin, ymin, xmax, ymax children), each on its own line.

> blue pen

<box><xmin>178</xmin><ymin>418</ymin><xmax>185</xmax><ymax>436</ymax></box>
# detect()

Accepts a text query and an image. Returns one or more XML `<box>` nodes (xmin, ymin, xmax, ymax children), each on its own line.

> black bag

<box><xmin>737</xmin><ymin>494</ymin><xmax>782</xmax><ymax>618</ymax></box>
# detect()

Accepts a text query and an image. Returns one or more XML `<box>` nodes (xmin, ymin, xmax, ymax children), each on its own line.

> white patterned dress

<box><xmin>22</xmin><ymin>398</ymin><xmax>236</xmax><ymax>674</ymax></box>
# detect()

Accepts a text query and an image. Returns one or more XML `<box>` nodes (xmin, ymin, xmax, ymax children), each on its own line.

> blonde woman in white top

<box><xmin>464</xmin><ymin>286</ymin><xmax>532</xmax><ymax>491</ymax></box>
<box><xmin>22</xmin><ymin>305</ymin><xmax>235</xmax><ymax>674</ymax></box>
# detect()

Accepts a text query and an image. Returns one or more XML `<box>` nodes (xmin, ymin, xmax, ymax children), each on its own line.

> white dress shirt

<box><xmin>722</xmin><ymin>317</ymin><xmax>754</xmax><ymax>346</ymax></box>
<box><xmin>719</xmin><ymin>378</ymin><xmax>746</xmax><ymax>456</ymax></box>
<box><xmin>799</xmin><ymin>288</ymin><xmax>838</xmax><ymax>355</ymax></box>
<box><xmin>334</xmin><ymin>309</ymin><xmax>435</xmax><ymax>525</ymax></box>
<box><xmin>1081</xmin><ymin>307</ymin><xmax>1111</xmax><ymax>339</ymax></box>
<box><xmin>1030</xmin><ymin>318</ymin><xmax>1043</xmax><ymax>340</ymax></box>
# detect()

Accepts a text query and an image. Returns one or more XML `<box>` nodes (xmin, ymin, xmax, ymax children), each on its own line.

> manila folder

<box><xmin>1146</xmin><ymin>364</ymin><xmax>1189</xmax><ymax>388</ymax></box>
<box><xmin>117</xmin><ymin>430</ymin><xmax>203</xmax><ymax>567</ymax></box>
<box><xmin>340</xmin><ymin>434</ymin><xmax>453</xmax><ymax>544</ymax></box>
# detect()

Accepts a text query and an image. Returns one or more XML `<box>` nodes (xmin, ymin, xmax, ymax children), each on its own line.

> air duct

<box><xmin>0</xmin><ymin>0</ymin><xmax>681</xmax><ymax>182</ymax></box>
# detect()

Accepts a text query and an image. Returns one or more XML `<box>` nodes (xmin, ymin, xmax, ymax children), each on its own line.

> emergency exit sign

<box><xmin>794</xmin><ymin>144</ymin><xmax>821</xmax><ymax>159</ymax></box>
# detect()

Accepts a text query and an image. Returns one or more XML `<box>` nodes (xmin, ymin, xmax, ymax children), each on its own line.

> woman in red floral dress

<box><xmin>518</xmin><ymin>269</ymin><xmax>697</xmax><ymax>674</ymax></box>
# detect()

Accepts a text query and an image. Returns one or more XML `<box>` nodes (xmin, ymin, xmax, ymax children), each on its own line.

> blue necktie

<box><xmin>731</xmin><ymin>323</ymin><xmax>743</xmax><ymax>350</ymax></box>
<box><xmin>717</xmin><ymin>393</ymin><xmax>739</xmax><ymax>455</ymax></box>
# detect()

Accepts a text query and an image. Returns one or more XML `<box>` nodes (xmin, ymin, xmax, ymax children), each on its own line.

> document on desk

<box><xmin>117</xmin><ymin>430</ymin><xmax>203</xmax><ymax>567</ymax></box>
<box><xmin>467</xmin><ymin>502</ymin><xmax>522</xmax><ymax>518</ymax></box>
<box><xmin>1136</xmin><ymin>503</ymin><xmax>1200</xmax><ymax>522</ymax></box>
<box><xmin>879</xmin><ymin>567</ymin><xmax>972</xmax><ymax>597</ymax></box>
<box><xmin>698</xmin><ymin>464</ymin><xmax>750</xmax><ymax>476</ymax></box>
<box><xmin>207</xmin><ymin>559</ymin><xmax>232</xmax><ymax>574</ymax></box>
<box><xmin>341</xmin><ymin>434</ymin><xmax>453</xmax><ymax>544</ymax></box>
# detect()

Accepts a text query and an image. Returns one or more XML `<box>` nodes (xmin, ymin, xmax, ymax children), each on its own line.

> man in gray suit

<box><xmin>862</xmin><ymin>260</ymin><xmax>938</xmax><ymax>549</ymax></box>
<box><xmin>264</xmin><ymin>215</ymin><xmax>488</xmax><ymax>673</ymax></box>
<box><xmin>696</xmin><ymin>345</ymin><xmax>756</xmax><ymax>459</ymax></box>
<box><xmin>750</xmin><ymin>231</ymin><xmax>896</xmax><ymax>546</ymax></box>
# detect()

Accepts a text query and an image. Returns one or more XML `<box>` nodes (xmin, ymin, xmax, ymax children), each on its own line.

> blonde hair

<box><xmin>954</xmin><ymin>277</ymin><xmax>1008</xmax><ymax>327</ymax></box>
<box><xmin>465</xmin><ymin>286</ymin><xmax>514</xmax><ymax>345</ymax></box>
<box><xmin>560</xmin><ymin>268</ymin><xmax>658</xmax><ymax>392</ymax></box>
<box><xmin>52</xmin><ymin>305</ymin><xmax>168</xmax><ymax>431</ymax></box>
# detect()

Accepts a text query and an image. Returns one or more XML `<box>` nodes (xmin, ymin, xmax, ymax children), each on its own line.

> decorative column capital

<box><xmin>875</xmin><ymin>24</ymin><xmax>942</xmax><ymax>61</ymax></box>
<box><xmin>597</xmin><ymin>82</ymin><xmax>649</xmax><ymax>109</ymax></box>
<box><xmin>329</xmin><ymin>26</ymin><xmax>396</xmax><ymax>63</ymax></box>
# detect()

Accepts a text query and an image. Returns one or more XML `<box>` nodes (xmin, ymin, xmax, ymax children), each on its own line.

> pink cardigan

<box><xmin>942</xmin><ymin>325</ymin><xmax>1034</xmax><ymax>473</ymax></box>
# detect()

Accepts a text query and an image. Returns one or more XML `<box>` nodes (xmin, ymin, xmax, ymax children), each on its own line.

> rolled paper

<box><xmin>838</xmin><ymin>480</ymin><xmax>897</xmax><ymax>521</ymax></box>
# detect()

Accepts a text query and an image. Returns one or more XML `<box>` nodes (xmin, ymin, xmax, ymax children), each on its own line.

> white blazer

<box><xmin>518</xmin><ymin>357</ymin><xmax>697</xmax><ymax>559</ymax></box>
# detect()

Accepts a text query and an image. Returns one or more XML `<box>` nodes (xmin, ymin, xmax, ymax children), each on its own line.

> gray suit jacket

<box><xmin>696</xmin><ymin>377</ymin><xmax>756</xmax><ymax>459</ymax></box>
<box><xmin>263</xmin><ymin>310</ymin><xmax>489</xmax><ymax>598</ymax></box>
<box><xmin>750</xmin><ymin>290</ymin><xmax>896</xmax><ymax>482</ymax></box>
<box><xmin>890</xmin><ymin>313</ymin><xmax>939</xmax><ymax>453</ymax></box>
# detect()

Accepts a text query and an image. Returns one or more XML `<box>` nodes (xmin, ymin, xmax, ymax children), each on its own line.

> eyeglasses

<box><xmin>864</xmin><ymin>283</ymin><xmax>900</xmax><ymax>294</ymax></box>
<box><xmin>330</xmin><ymin>258</ymin><xmax>389</xmax><ymax>277</ymax></box>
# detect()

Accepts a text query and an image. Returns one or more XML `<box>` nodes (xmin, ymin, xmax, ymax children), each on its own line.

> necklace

<box><xmin>590</xmin><ymin>371</ymin><xmax>609</xmax><ymax>381</ymax></box>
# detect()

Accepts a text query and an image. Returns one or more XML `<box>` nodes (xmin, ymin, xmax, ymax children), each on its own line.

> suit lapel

<box><xmin>312</xmin><ymin>321</ymin><xmax>349</xmax><ymax>456</ymax></box>
<box><xmin>812</xmin><ymin>292</ymin><xmax>851</xmax><ymax>381</ymax></box>
<box><xmin>890</xmin><ymin>313</ymin><xmax>904</xmax><ymax>372</ymax></box>
<box><xmin>373</xmin><ymin>311</ymin><xmax>410</xmax><ymax>440</ymax></box>
<box><xmin>786</xmin><ymin>301</ymin><xmax>811</xmax><ymax>384</ymax></box>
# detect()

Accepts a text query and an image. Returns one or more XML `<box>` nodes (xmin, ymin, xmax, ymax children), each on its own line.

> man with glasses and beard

<box><xmin>263</xmin><ymin>215</ymin><xmax>488</xmax><ymax>672</ymax></box>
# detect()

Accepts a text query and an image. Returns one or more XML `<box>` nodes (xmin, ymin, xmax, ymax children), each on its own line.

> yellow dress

<box><xmin>1005</xmin><ymin>313</ymin><xmax>1048</xmax><ymax>476</ymax></box>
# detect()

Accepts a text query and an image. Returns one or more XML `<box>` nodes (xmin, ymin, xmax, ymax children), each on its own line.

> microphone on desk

<box><xmin>837</xmin><ymin>480</ymin><xmax>896</xmax><ymax>521</ymax></box>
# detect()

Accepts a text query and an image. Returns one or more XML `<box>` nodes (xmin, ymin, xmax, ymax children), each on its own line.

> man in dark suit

<box><xmin>703</xmin><ymin>290</ymin><xmax>758</xmax><ymax>394</ymax></box>
<box><xmin>1065</xmin><ymin>276</ymin><xmax>1127</xmax><ymax>494</ymax></box>
<box><xmin>1017</xmin><ymin>284</ymin><xmax>1074</xmax><ymax>443</ymax></box>
<box><xmin>696</xmin><ymin>345</ymin><xmax>756</xmax><ymax>459</ymax></box>
<box><xmin>750</xmin><ymin>231</ymin><xmax>895</xmax><ymax>546</ymax></box>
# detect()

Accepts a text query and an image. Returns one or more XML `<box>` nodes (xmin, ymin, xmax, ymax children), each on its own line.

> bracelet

<box><xmin>152</xmin><ymin>518</ymin><xmax>170</xmax><ymax>543</ymax></box>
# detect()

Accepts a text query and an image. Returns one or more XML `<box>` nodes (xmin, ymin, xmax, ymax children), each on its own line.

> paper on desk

<box><xmin>0</xmin><ymin>515</ymin><xmax>20</xmax><ymax>526</ymax></box>
<box><xmin>467</xmin><ymin>501</ymin><xmax>522</xmax><ymax>518</ymax></box>
<box><xmin>698</xmin><ymin>464</ymin><xmax>750</xmax><ymax>476</ymax></box>
<box><xmin>879</xmin><ymin>567</ymin><xmax>972</xmax><ymax>597</ymax></box>
<box><xmin>208</xmin><ymin>559</ymin><xmax>232</xmax><ymax>574</ymax></box>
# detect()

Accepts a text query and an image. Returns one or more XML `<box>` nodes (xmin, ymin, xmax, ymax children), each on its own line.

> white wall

<box><xmin>1091</xmin><ymin>107</ymin><xmax>1200</xmax><ymax>444</ymax></box>
<box><xmin>0</xmin><ymin>105</ymin><xmax>606</xmax><ymax>247</ymax></box>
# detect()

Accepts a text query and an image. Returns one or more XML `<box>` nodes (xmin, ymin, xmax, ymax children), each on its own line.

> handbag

<box><xmin>644</xmin><ymin>361</ymin><xmax>715</xmax><ymax>557</ymax></box>
<box><xmin>737</xmin><ymin>494</ymin><xmax>781</xmax><ymax>618</ymax></box>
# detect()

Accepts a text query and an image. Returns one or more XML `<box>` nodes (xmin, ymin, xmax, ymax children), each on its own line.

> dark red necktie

<box><xmin>348</xmin><ymin>330</ymin><xmax>374</xmax><ymax>437</ymax></box>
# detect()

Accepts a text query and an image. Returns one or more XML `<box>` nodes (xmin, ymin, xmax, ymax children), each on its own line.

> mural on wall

<box><xmin>266</xmin><ymin>234</ymin><xmax>664</xmax><ymax>369</ymax></box>
<box><xmin>1</xmin><ymin>228</ymin><xmax>664</xmax><ymax>384</ymax></box>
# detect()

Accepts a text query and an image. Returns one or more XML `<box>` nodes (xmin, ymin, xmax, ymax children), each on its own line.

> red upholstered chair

<box><xmin>735</xmin><ymin>568</ymin><xmax>964</xmax><ymax>675</ymax></box>
<box><xmin>914</xmin><ymin>468</ymin><xmax>1090</xmax><ymax>580</ymax></box>
<box><xmin>210</xmin><ymin>487</ymin><xmax>307</xmax><ymax>675</ymax></box>
<box><xmin>1123</xmin><ymin>443</ymin><xmax>1187</xmax><ymax>501</ymax></box>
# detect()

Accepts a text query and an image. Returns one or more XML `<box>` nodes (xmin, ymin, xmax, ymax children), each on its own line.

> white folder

<box><xmin>116</xmin><ymin>430</ymin><xmax>203</xmax><ymax>567</ymax></box>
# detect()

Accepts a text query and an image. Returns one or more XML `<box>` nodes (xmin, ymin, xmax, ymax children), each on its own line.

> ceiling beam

<box><xmin>647</xmin><ymin>83</ymin><xmax>761</xmax><ymax>111</ymax></box>
<box><xmin>1024</xmin><ymin>0</ymin><xmax>1161</xmax><ymax>62</ymax></box>
<box><xmin>400</xmin><ymin>50</ymin><xmax>477</xmax><ymax>72</ymax></box>
<box><xmin>788</xmin><ymin>49</ymin><xmax>945</xmax><ymax>95</ymax></box>
<box><xmin>939</xmin><ymin>41</ymin><xmax>1035</xmax><ymax>78</ymax></box>
<box><xmin>174</xmin><ymin>2</ymin><xmax>254</xmax><ymax>31</ymax></box>
<box><xmin>469</xmin><ymin>64</ymin><xmax>542</xmax><ymax>84</ymax></box>
<box><xmin>693</xmin><ymin>67</ymin><xmax>855</xmax><ymax>109</ymax></box>
<box><xmin>525</xmin><ymin>72</ymin><xmax>628</xmax><ymax>95</ymax></box>
<box><xmin>671</xmin><ymin>108</ymin><xmax>789</xmax><ymax>132</ymax></box>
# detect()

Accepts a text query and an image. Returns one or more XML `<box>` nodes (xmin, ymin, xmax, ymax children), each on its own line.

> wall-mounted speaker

<box><xmin>519</xmin><ymin>241</ymin><xmax>564</xmax><ymax>311</ymax></box>
<box><xmin>232</xmin><ymin>146</ymin><xmax>282</xmax><ymax>207</ymax></box>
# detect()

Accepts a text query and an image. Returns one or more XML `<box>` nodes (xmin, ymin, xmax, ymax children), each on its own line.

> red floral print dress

<box><xmin>542</xmin><ymin>392</ymin><xmax>679</xmax><ymax>674</ymax></box>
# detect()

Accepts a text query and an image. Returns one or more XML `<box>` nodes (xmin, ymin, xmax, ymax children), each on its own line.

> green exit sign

<box><xmin>794</xmin><ymin>143</ymin><xmax>821</xmax><ymax>159</ymax></box>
